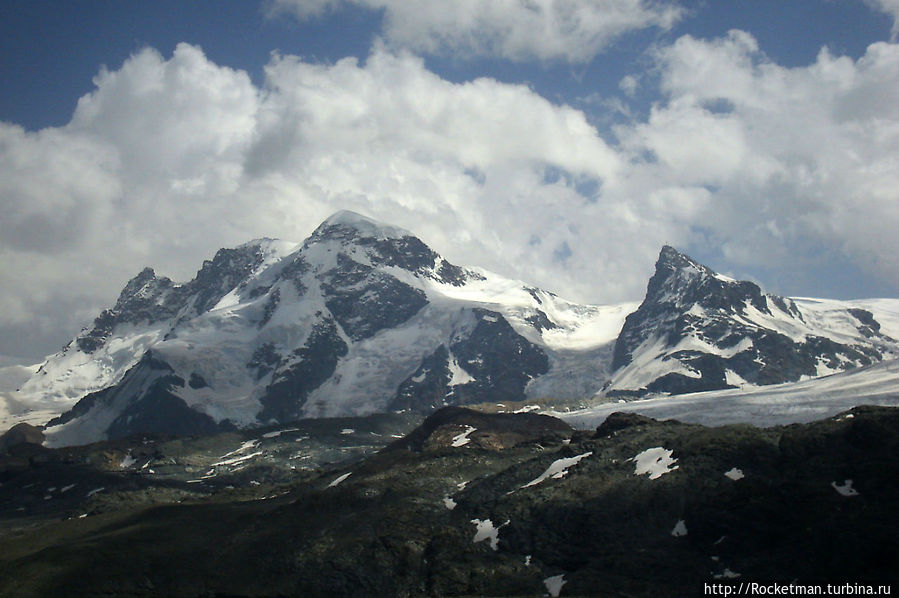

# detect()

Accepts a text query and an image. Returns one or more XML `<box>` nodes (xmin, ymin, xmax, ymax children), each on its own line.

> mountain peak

<box><xmin>656</xmin><ymin>245</ymin><xmax>708</xmax><ymax>277</ymax></box>
<box><xmin>312</xmin><ymin>210</ymin><xmax>414</xmax><ymax>243</ymax></box>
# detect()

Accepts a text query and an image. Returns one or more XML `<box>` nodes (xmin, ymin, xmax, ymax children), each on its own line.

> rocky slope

<box><xmin>606</xmin><ymin>246</ymin><xmax>899</xmax><ymax>397</ymax></box>
<box><xmin>23</xmin><ymin>211</ymin><xmax>631</xmax><ymax>446</ymax></box>
<box><xmin>1</xmin><ymin>405</ymin><xmax>897</xmax><ymax>597</ymax></box>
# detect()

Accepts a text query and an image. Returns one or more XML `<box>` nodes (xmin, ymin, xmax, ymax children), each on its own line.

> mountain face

<box><xmin>16</xmin><ymin>214</ymin><xmax>899</xmax><ymax>447</ymax></box>
<box><xmin>25</xmin><ymin>211</ymin><xmax>629</xmax><ymax>446</ymax></box>
<box><xmin>607</xmin><ymin>246</ymin><xmax>898</xmax><ymax>396</ymax></box>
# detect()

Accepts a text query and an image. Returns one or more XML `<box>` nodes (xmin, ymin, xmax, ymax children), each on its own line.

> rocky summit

<box><xmin>607</xmin><ymin>245</ymin><xmax>898</xmax><ymax>397</ymax></box>
<box><xmin>10</xmin><ymin>211</ymin><xmax>899</xmax><ymax>447</ymax></box>
<box><xmin>23</xmin><ymin>211</ymin><xmax>606</xmax><ymax>446</ymax></box>
<box><xmin>0</xmin><ymin>406</ymin><xmax>897</xmax><ymax>596</ymax></box>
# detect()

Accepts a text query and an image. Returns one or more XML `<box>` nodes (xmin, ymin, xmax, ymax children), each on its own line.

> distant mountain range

<box><xmin>11</xmin><ymin>211</ymin><xmax>899</xmax><ymax>446</ymax></box>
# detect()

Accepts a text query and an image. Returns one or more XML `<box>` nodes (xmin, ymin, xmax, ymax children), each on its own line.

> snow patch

<box><xmin>443</xmin><ymin>496</ymin><xmax>457</xmax><ymax>510</ymax></box>
<box><xmin>671</xmin><ymin>520</ymin><xmax>688</xmax><ymax>537</ymax></box>
<box><xmin>213</xmin><ymin>451</ymin><xmax>263</xmax><ymax>467</ymax></box>
<box><xmin>609</xmin><ymin>334</ymin><xmax>704</xmax><ymax>392</ymax></box>
<box><xmin>327</xmin><ymin>472</ymin><xmax>352</xmax><ymax>488</ymax></box>
<box><xmin>521</xmin><ymin>452</ymin><xmax>592</xmax><ymax>488</ymax></box>
<box><xmin>544</xmin><ymin>574</ymin><xmax>567</xmax><ymax>597</ymax></box>
<box><xmin>831</xmin><ymin>479</ymin><xmax>859</xmax><ymax>497</ymax></box>
<box><xmin>262</xmin><ymin>427</ymin><xmax>301</xmax><ymax>438</ymax></box>
<box><xmin>631</xmin><ymin>447</ymin><xmax>678</xmax><ymax>480</ymax></box>
<box><xmin>218</xmin><ymin>439</ymin><xmax>259</xmax><ymax>460</ymax></box>
<box><xmin>447</xmin><ymin>353</ymin><xmax>475</xmax><ymax>387</ymax></box>
<box><xmin>470</xmin><ymin>518</ymin><xmax>502</xmax><ymax>551</ymax></box>
<box><xmin>451</xmin><ymin>426</ymin><xmax>476</xmax><ymax>447</ymax></box>
<box><xmin>724</xmin><ymin>467</ymin><xmax>745</xmax><ymax>481</ymax></box>
<box><xmin>724</xmin><ymin>369</ymin><xmax>750</xmax><ymax>388</ymax></box>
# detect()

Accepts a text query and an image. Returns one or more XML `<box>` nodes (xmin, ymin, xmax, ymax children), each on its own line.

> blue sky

<box><xmin>1</xmin><ymin>0</ymin><xmax>898</xmax><ymax>361</ymax></box>
<box><xmin>3</xmin><ymin>1</ymin><xmax>891</xmax><ymax>130</ymax></box>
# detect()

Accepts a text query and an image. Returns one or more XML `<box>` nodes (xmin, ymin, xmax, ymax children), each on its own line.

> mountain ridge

<box><xmin>8</xmin><ymin>211</ymin><xmax>899</xmax><ymax>446</ymax></box>
<box><xmin>21</xmin><ymin>211</ymin><xmax>633</xmax><ymax>446</ymax></box>
<box><xmin>606</xmin><ymin>244</ymin><xmax>897</xmax><ymax>396</ymax></box>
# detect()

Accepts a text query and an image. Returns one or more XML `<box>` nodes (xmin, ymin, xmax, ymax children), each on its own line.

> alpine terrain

<box><xmin>607</xmin><ymin>245</ymin><xmax>899</xmax><ymax>396</ymax></box>
<box><xmin>16</xmin><ymin>211</ymin><xmax>634</xmax><ymax>446</ymax></box>
<box><xmin>2</xmin><ymin>211</ymin><xmax>899</xmax><ymax>597</ymax></box>
<box><xmin>7</xmin><ymin>211</ymin><xmax>899</xmax><ymax>447</ymax></box>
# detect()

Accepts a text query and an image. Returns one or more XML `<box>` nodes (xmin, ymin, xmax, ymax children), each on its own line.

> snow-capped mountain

<box><xmin>606</xmin><ymin>246</ymin><xmax>899</xmax><ymax>397</ymax></box>
<box><xmin>24</xmin><ymin>211</ymin><xmax>633</xmax><ymax>446</ymax></box>
<box><xmin>13</xmin><ymin>213</ymin><xmax>899</xmax><ymax>447</ymax></box>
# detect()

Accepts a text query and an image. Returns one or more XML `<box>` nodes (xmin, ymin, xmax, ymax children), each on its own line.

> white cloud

<box><xmin>619</xmin><ymin>74</ymin><xmax>639</xmax><ymax>96</ymax></box>
<box><xmin>0</xmin><ymin>43</ymin><xmax>649</xmax><ymax>360</ymax></box>
<box><xmin>269</xmin><ymin>0</ymin><xmax>683</xmax><ymax>62</ymax></box>
<box><xmin>2</xmin><ymin>31</ymin><xmax>898</xmax><ymax>362</ymax></box>
<box><xmin>864</xmin><ymin>0</ymin><xmax>899</xmax><ymax>37</ymax></box>
<box><xmin>616</xmin><ymin>31</ymin><xmax>899</xmax><ymax>286</ymax></box>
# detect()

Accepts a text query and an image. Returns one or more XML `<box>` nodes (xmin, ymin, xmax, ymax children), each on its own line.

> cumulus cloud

<box><xmin>0</xmin><ymin>44</ymin><xmax>262</xmax><ymax>360</ymax></box>
<box><xmin>865</xmin><ymin>0</ymin><xmax>899</xmax><ymax>37</ymax></box>
<box><xmin>617</xmin><ymin>30</ymin><xmax>899</xmax><ymax>288</ymax></box>
<box><xmin>0</xmin><ymin>42</ymin><xmax>647</xmax><ymax>360</ymax></box>
<box><xmin>268</xmin><ymin>0</ymin><xmax>683</xmax><ymax>62</ymax></box>
<box><xmin>2</xmin><ymin>30</ymin><xmax>899</xmax><ymax>362</ymax></box>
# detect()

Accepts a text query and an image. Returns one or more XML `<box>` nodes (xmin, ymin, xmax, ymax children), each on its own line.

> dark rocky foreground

<box><xmin>1</xmin><ymin>405</ymin><xmax>897</xmax><ymax>597</ymax></box>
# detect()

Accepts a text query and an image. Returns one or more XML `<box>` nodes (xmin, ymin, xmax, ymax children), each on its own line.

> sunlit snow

<box><xmin>631</xmin><ymin>447</ymin><xmax>678</xmax><ymax>480</ymax></box>
<box><xmin>447</xmin><ymin>353</ymin><xmax>474</xmax><ymax>386</ymax></box>
<box><xmin>217</xmin><ymin>450</ymin><xmax>265</xmax><ymax>468</ymax></box>
<box><xmin>557</xmin><ymin>358</ymin><xmax>899</xmax><ymax>430</ymax></box>
<box><xmin>262</xmin><ymin>428</ymin><xmax>301</xmax><ymax>438</ymax></box>
<box><xmin>470</xmin><ymin>518</ymin><xmax>500</xmax><ymax>551</ymax></box>
<box><xmin>521</xmin><ymin>452</ymin><xmax>592</xmax><ymax>488</ymax></box>
<box><xmin>214</xmin><ymin>439</ymin><xmax>262</xmax><ymax>467</ymax></box>
<box><xmin>327</xmin><ymin>472</ymin><xmax>352</xmax><ymax>488</ymax></box>
<box><xmin>451</xmin><ymin>426</ymin><xmax>476</xmax><ymax>447</ymax></box>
